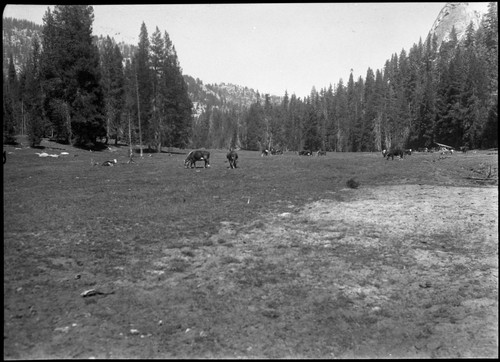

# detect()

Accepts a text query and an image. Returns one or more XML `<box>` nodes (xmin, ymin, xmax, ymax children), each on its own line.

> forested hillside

<box><xmin>3</xmin><ymin>3</ymin><xmax>498</xmax><ymax>151</ymax></box>
<box><xmin>2</xmin><ymin>17</ymin><xmax>43</xmax><ymax>74</ymax></box>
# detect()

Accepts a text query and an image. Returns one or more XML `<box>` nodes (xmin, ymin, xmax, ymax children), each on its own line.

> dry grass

<box><xmin>3</xmin><ymin>139</ymin><xmax>498</xmax><ymax>358</ymax></box>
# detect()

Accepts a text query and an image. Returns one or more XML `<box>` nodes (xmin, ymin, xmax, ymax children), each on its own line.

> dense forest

<box><xmin>3</xmin><ymin>5</ymin><xmax>192</xmax><ymax>150</ymax></box>
<box><xmin>189</xmin><ymin>2</ymin><xmax>497</xmax><ymax>152</ymax></box>
<box><xmin>3</xmin><ymin>4</ymin><xmax>498</xmax><ymax>151</ymax></box>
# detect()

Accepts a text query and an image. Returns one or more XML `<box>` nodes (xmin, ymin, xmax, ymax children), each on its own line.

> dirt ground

<box><xmin>188</xmin><ymin>184</ymin><xmax>498</xmax><ymax>358</ymax></box>
<box><xmin>4</xmin><ymin>182</ymin><xmax>497</xmax><ymax>358</ymax></box>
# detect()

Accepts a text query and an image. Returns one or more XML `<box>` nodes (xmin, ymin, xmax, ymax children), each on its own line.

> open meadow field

<box><xmin>3</xmin><ymin>139</ymin><xmax>498</xmax><ymax>358</ymax></box>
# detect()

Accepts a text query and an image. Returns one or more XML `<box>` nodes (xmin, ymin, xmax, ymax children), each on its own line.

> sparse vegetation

<box><xmin>3</xmin><ymin>137</ymin><xmax>498</xmax><ymax>358</ymax></box>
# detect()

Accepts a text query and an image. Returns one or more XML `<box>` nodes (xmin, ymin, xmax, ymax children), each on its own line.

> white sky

<box><xmin>2</xmin><ymin>3</ymin><xmax>490</xmax><ymax>99</ymax></box>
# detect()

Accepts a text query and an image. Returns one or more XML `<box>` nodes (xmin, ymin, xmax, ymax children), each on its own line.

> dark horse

<box><xmin>386</xmin><ymin>148</ymin><xmax>405</xmax><ymax>160</ymax></box>
<box><xmin>184</xmin><ymin>150</ymin><xmax>210</xmax><ymax>168</ymax></box>
<box><xmin>226</xmin><ymin>150</ymin><xmax>238</xmax><ymax>169</ymax></box>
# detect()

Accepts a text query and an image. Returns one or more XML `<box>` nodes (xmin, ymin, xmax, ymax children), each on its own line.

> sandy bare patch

<box><xmin>179</xmin><ymin>184</ymin><xmax>498</xmax><ymax>357</ymax></box>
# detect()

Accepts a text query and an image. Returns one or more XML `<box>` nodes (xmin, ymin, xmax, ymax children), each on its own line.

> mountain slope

<box><xmin>183</xmin><ymin>74</ymin><xmax>281</xmax><ymax>118</ymax></box>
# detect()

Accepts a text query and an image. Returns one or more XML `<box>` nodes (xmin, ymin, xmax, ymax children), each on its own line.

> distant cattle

<box><xmin>417</xmin><ymin>147</ymin><xmax>428</xmax><ymax>153</ymax></box>
<box><xmin>316</xmin><ymin>150</ymin><xmax>326</xmax><ymax>156</ymax></box>
<box><xmin>299</xmin><ymin>150</ymin><xmax>312</xmax><ymax>156</ymax></box>
<box><xmin>184</xmin><ymin>150</ymin><xmax>210</xmax><ymax>168</ymax></box>
<box><xmin>382</xmin><ymin>149</ymin><xmax>388</xmax><ymax>157</ymax></box>
<box><xmin>261</xmin><ymin>149</ymin><xmax>269</xmax><ymax>157</ymax></box>
<box><xmin>404</xmin><ymin>149</ymin><xmax>412</xmax><ymax>156</ymax></box>
<box><xmin>386</xmin><ymin>149</ymin><xmax>405</xmax><ymax>160</ymax></box>
<box><xmin>226</xmin><ymin>150</ymin><xmax>238</xmax><ymax>169</ymax></box>
<box><xmin>270</xmin><ymin>148</ymin><xmax>283</xmax><ymax>155</ymax></box>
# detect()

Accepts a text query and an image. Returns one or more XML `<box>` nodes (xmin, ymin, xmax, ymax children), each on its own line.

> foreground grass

<box><xmin>3</xmin><ymin>141</ymin><xmax>498</xmax><ymax>358</ymax></box>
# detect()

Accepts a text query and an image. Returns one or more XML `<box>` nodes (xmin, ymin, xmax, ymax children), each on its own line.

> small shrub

<box><xmin>346</xmin><ymin>178</ymin><xmax>360</xmax><ymax>189</ymax></box>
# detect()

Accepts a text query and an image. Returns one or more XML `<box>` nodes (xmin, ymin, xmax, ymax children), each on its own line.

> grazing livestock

<box><xmin>270</xmin><ymin>147</ymin><xmax>283</xmax><ymax>155</ymax></box>
<box><xmin>386</xmin><ymin>149</ymin><xmax>405</xmax><ymax>160</ymax></box>
<box><xmin>417</xmin><ymin>147</ymin><xmax>428</xmax><ymax>153</ymax></box>
<box><xmin>316</xmin><ymin>150</ymin><xmax>327</xmax><ymax>156</ymax></box>
<box><xmin>404</xmin><ymin>149</ymin><xmax>412</xmax><ymax>156</ymax></box>
<box><xmin>184</xmin><ymin>150</ymin><xmax>210</xmax><ymax>168</ymax></box>
<box><xmin>226</xmin><ymin>150</ymin><xmax>238</xmax><ymax>169</ymax></box>
<box><xmin>382</xmin><ymin>149</ymin><xmax>387</xmax><ymax>157</ymax></box>
<box><xmin>261</xmin><ymin>149</ymin><xmax>269</xmax><ymax>156</ymax></box>
<box><xmin>299</xmin><ymin>150</ymin><xmax>312</xmax><ymax>156</ymax></box>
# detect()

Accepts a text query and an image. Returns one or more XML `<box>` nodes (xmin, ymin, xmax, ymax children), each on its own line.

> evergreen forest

<box><xmin>3</xmin><ymin>4</ymin><xmax>498</xmax><ymax>151</ymax></box>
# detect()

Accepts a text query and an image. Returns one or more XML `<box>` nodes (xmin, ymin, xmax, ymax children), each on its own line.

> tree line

<box><xmin>3</xmin><ymin>4</ymin><xmax>498</xmax><ymax>152</ymax></box>
<box><xmin>190</xmin><ymin>2</ymin><xmax>497</xmax><ymax>152</ymax></box>
<box><xmin>3</xmin><ymin>5</ymin><xmax>192</xmax><ymax>151</ymax></box>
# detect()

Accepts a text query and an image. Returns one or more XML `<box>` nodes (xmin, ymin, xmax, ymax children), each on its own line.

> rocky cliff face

<box><xmin>428</xmin><ymin>2</ymin><xmax>485</xmax><ymax>49</ymax></box>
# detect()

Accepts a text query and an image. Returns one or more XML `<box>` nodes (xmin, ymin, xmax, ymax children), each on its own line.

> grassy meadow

<box><xmin>3</xmin><ymin>139</ymin><xmax>498</xmax><ymax>358</ymax></box>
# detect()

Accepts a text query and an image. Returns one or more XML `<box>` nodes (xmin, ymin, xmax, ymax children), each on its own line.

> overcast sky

<box><xmin>3</xmin><ymin>3</ymin><xmax>490</xmax><ymax>98</ymax></box>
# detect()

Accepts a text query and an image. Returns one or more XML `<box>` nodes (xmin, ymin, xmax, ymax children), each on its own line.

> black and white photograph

<box><xmin>3</xmin><ymin>3</ymin><xmax>497</xmax><ymax>358</ymax></box>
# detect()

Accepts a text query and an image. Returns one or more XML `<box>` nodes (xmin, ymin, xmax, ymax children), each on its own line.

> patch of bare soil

<box><xmin>158</xmin><ymin>184</ymin><xmax>497</xmax><ymax>358</ymax></box>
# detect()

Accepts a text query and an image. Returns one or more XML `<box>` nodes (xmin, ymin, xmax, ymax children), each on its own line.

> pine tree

<box><xmin>363</xmin><ymin>67</ymin><xmax>376</xmax><ymax>151</ymax></box>
<box><xmin>346</xmin><ymin>72</ymin><xmax>356</xmax><ymax>151</ymax></box>
<box><xmin>159</xmin><ymin>31</ymin><xmax>193</xmax><ymax>148</ymax></box>
<box><xmin>135</xmin><ymin>22</ymin><xmax>152</xmax><ymax>153</ymax></box>
<box><xmin>3</xmin><ymin>54</ymin><xmax>18</xmax><ymax>144</ymax></box>
<box><xmin>435</xmin><ymin>45</ymin><xmax>467</xmax><ymax>147</ymax></box>
<box><xmin>22</xmin><ymin>35</ymin><xmax>46</xmax><ymax>147</ymax></box>
<box><xmin>483</xmin><ymin>2</ymin><xmax>498</xmax><ymax>147</ymax></box>
<box><xmin>40</xmin><ymin>5</ymin><xmax>106</xmax><ymax>145</ymax></box>
<box><xmin>372</xmin><ymin>70</ymin><xmax>385</xmax><ymax>151</ymax></box>
<box><xmin>303</xmin><ymin>98</ymin><xmax>321</xmax><ymax>152</ymax></box>
<box><xmin>101</xmin><ymin>36</ymin><xmax>125</xmax><ymax>145</ymax></box>
<box><xmin>150</xmin><ymin>27</ymin><xmax>165</xmax><ymax>151</ymax></box>
<box><xmin>334</xmin><ymin>80</ymin><xmax>348</xmax><ymax>152</ymax></box>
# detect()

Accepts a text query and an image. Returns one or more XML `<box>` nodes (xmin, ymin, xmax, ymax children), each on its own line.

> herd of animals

<box><xmin>1</xmin><ymin>145</ymin><xmax>470</xmax><ymax>168</ymax></box>
<box><xmin>182</xmin><ymin>145</ymin><xmax>471</xmax><ymax>169</ymax></box>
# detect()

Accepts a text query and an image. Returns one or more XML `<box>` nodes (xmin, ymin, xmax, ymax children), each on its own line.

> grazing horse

<box><xmin>184</xmin><ymin>150</ymin><xmax>210</xmax><ymax>168</ymax></box>
<box><xmin>299</xmin><ymin>150</ymin><xmax>312</xmax><ymax>156</ymax></box>
<box><xmin>226</xmin><ymin>150</ymin><xmax>238</xmax><ymax>169</ymax></box>
<box><xmin>386</xmin><ymin>148</ymin><xmax>405</xmax><ymax>160</ymax></box>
